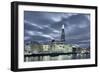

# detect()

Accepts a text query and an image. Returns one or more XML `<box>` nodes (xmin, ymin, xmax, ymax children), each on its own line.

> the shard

<box><xmin>61</xmin><ymin>24</ymin><xmax>65</xmax><ymax>42</ymax></box>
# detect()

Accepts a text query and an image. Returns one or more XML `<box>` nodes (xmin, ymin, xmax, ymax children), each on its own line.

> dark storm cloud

<box><xmin>24</xmin><ymin>11</ymin><xmax>90</xmax><ymax>48</ymax></box>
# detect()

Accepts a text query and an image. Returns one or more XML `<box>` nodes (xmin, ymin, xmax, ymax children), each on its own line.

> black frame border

<box><xmin>11</xmin><ymin>1</ymin><xmax>98</xmax><ymax>72</ymax></box>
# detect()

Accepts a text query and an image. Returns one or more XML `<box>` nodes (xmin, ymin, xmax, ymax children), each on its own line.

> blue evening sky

<box><xmin>24</xmin><ymin>11</ymin><xmax>90</xmax><ymax>48</ymax></box>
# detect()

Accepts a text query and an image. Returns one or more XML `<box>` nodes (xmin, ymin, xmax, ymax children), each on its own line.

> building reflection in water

<box><xmin>24</xmin><ymin>53</ymin><xmax>90</xmax><ymax>62</ymax></box>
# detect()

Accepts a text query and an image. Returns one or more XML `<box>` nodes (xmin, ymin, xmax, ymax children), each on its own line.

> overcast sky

<box><xmin>24</xmin><ymin>11</ymin><xmax>90</xmax><ymax>48</ymax></box>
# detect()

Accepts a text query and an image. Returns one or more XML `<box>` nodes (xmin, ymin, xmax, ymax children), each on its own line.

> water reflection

<box><xmin>24</xmin><ymin>53</ymin><xmax>90</xmax><ymax>62</ymax></box>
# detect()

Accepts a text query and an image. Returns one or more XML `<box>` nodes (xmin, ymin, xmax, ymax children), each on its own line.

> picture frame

<box><xmin>11</xmin><ymin>1</ymin><xmax>98</xmax><ymax>72</ymax></box>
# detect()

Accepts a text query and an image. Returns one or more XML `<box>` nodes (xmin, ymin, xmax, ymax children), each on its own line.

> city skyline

<box><xmin>24</xmin><ymin>11</ymin><xmax>90</xmax><ymax>48</ymax></box>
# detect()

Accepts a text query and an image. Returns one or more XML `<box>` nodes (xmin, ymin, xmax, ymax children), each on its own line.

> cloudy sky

<box><xmin>24</xmin><ymin>11</ymin><xmax>90</xmax><ymax>48</ymax></box>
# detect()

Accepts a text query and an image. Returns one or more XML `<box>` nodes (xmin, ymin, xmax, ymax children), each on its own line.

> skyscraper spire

<box><xmin>61</xmin><ymin>24</ymin><xmax>65</xmax><ymax>42</ymax></box>
<box><xmin>62</xmin><ymin>24</ymin><xmax>64</xmax><ymax>29</ymax></box>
